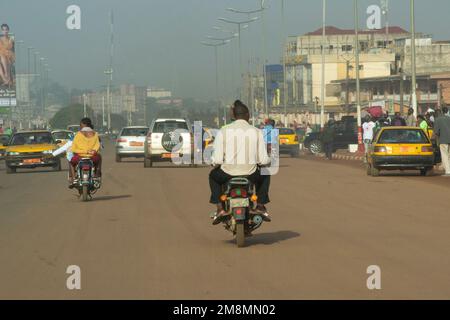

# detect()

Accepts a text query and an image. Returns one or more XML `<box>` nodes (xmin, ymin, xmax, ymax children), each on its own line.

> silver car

<box><xmin>115</xmin><ymin>126</ymin><xmax>149</xmax><ymax>162</ymax></box>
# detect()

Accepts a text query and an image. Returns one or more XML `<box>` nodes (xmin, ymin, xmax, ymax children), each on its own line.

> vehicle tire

<box><xmin>6</xmin><ymin>166</ymin><xmax>16</xmax><ymax>174</ymax></box>
<box><xmin>144</xmin><ymin>157</ymin><xmax>152</xmax><ymax>168</ymax></box>
<box><xmin>366</xmin><ymin>164</ymin><xmax>372</xmax><ymax>176</ymax></box>
<box><xmin>309</xmin><ymin>140</ymin><xmax>323</xmax><ymax>155</ymax></box>
<box><xmin>53</xmin><ymin>159</ymin><xmax>62</xmax><ymax>171</ymax></box>
<box><xmin>420</xmin><ymin>167</ymin><xmax>433</xmax><ymax>176</ymax></box>
<box><xmin>291</xmin><ymin>149</ymin><xmax>300</xmax><ymax>158</ymax></box>
<box><xmin>82</xmin><ymin>185</ymin><xmax>89</xmax><ymax>202</ymax></box>
<box><xmin>236</xmin><ymin>222</ymin><xmax>245</xmax><ymax>248</ymax></box>
<box><xmin>115</xmin><ymin>154</ymin><xmax>121</xmax><ymax>163</ymax></box>
<box><xmin>371</xmin><ymin>166</ymin><xmax>380</xmax><ymax>177</ymax></box>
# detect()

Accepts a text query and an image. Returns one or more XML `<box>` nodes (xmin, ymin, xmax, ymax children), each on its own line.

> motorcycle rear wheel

<box><xmin>82</xmin><ymin>185</ymin><xmax>89</xmax><ymax>202</ymax></box>
<box><xmin>236</xmin><ymin>222</ymin><xmax>245</xmax><ymax>248</ymax></box>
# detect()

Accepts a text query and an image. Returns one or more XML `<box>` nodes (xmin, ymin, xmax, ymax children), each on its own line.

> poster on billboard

<box><xmin>0</xmin><ymin>23</ymin><xmax>16</xmax><ymax>115</ymax></box>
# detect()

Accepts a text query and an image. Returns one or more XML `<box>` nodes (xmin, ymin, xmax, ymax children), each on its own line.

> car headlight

<box><xmin>42</xmin><ymin>150</ymin><xmax>53</xmax><ymax>155</ymax></box>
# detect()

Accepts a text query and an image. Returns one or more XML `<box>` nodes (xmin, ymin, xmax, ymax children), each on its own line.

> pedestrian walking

<box><xmin>434</xmin><ymin>106</ymin><xmax>450</xmax><ymax>176</ymax></box>
<box><xmin>406</xmin><ymin>108</ymin><xmax>416</xmax><ymax>127</ymax></box>
<box><xmin>362</xmin><ymin>116</ymin><xmax>376</xmax><ymax>162</ymax></box>
<box><xmin>392</xmin><ymin>112</ymin><xmax>406</xmax><ymax>126</ymax></box>
<box><xmin>321</xmin><ymin>120</ymin><xmax>336</xmax><ymax>160</ymax></box>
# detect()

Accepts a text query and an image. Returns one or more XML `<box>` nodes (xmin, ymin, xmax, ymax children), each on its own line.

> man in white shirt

<box><xmin>362</xmin><ymin>116</ymin><xmax>376</xmax><ymax>162</ymax></box>
<box><xmin>210</xmin><ymin>100</ymin><xmax>271</xmax><ymax>224</ymax></box>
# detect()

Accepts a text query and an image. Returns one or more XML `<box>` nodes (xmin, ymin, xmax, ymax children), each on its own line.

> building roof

<box><xmin>304</xmin><ymin>26</ymin><xmax>409</xmax><ymax>36</ymax></box>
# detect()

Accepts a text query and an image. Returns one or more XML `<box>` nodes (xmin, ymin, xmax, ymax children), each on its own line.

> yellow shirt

<box><xmin>71</xmin><ymin>132</ymin><xmax>100</xmax><ymax>157</ymax></box>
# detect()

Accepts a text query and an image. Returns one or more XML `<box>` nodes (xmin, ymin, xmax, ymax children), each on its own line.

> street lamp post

<box><xmin>410</xmin><ymin>0</ymin><xmax>418</xmax><ymax>116</ymax></box>
<box><xmin>320</xmin><ymin>0</ymin><xmax>326</xmax><ymax>129</ymax></box>
<box><xmin>218</xmin><ymin>16</ymin><xmax>258</xmax><ymax>99</ymax></box>
<box><xmin>202</xmin><ymin>40</ymin><xmax>230</xmax><ymax>127</ymax></box>
<box><xmin>354</xmin><ymin>0</ymin><xmax>364</xmax><ymax>152</ymax></box>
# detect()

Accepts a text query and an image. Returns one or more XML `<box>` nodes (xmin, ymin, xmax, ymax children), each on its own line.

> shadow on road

<box><xmin>226</xmin><ymin>230</ymin><xmax>300</xmax><ymax>246</ymax></box>
<box><xmin>90</xmin><ymin>194</ymin><xmax>132</xmax><ymax>202</ymax></box>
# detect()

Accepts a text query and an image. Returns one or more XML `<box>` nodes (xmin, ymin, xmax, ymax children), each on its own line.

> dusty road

<box><xmin>0</xmin><ymin>140</ymin><xmax>450</xmax><ymax>299</ymax></box>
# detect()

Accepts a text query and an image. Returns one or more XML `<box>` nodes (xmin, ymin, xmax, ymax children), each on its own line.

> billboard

<box><xmin>0</xmin><ymin>23</ymin><xmax>16</xmax><ymax>115</ymax></box>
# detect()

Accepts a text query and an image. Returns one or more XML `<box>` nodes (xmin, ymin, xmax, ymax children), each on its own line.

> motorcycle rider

<box><xmin>210</xmin><ymin>100</ymin><xmax>272</xmax><ymax>225</ymax></box>
<box><xmin>70</xmin><ymin>119</ymin><xmax>102</xmax><ymax>184</ymax></box>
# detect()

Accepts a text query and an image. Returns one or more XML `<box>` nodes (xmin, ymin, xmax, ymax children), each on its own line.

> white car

<box><xmin>144</xmin><ymin>119</ymin><xmax>193</xmax><ymax>167</ymax></box>
<box><xmin>115</xmin><ymin>126</ymin><xmax>149</xmax><ymax>162</ymax></box>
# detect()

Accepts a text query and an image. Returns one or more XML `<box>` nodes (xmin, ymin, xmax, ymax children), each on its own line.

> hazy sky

<box><xmin>2</xmin><ymin>0</ymin><xmax>450</xmax><ymax>100</ymax></box>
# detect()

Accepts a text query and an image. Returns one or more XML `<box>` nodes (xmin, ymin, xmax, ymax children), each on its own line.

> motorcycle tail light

<box><xmin>230</xmin><ymin>188</ymin><xmax>247</xmax><ymax>198</ymax></box>
<box><xmin>82</xmin><ymin>165</ymin><xmax>91</xmax><ymax>170</ymax></box>
<box><xmin>117</xmin><ymin>138</ymin><xmax>127</xmax><ymax>143</ymax></box>
<box><xmin>220</xmin><ymin>194</ymin><xmax>227</xmax><ymax>202</ymax></box>
<box><xmin>421</xmin><ymin>146</ymin><xmax>434</xmax><ymax>152</ymax></box>
<box><xmin>251</xmin><ymin>194</ymin><xmax>258</xmax><ymax>202</ymax></box>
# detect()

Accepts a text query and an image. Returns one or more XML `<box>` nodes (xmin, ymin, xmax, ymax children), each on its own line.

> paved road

<box><xmin>1</xmin><ymin>141</ymin><xmax>450</xmax><ymax>299</ymax></box>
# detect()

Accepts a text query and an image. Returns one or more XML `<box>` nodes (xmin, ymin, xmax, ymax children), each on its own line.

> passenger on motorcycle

<box><xmin>70</xmin><ymin>126</ymin><xmax>101</xmax><ymax>184</ymax></box>
<box><xmin>210</xmin><ymin>100</ymin><xmax>272</xmax><ymax>225</ymax></box>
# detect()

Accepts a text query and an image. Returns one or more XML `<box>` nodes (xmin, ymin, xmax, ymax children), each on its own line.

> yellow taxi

<box><xmin>278</xmin><ymin>128</ymin><xmax>300</xmax><ymax>157</ymax></box>
<box><xmin>0</xmin><ymin>134</ymin><xmax>10</xmax><ymax>160</ymax></box>
<box><xmin>4</xmin><ymin>130</ymin><xmax>61</xmax><ymax>174</ymax></box>
<box><xmin>367</xmin><ymin>126</ymin><xmax>435</xmax><ymax>177</ymax></box>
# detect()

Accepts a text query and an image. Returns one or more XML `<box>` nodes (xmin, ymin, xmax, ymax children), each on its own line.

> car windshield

<box><xmin>378</xmin><ymin>129</ymin><xmax>429</xmax><ymax>144</ymax></box>
<box><xmin>52</xmin><ymin>131</ymin><xmax>73</xmax><ymax>140</ymax></box>
<box><xmin>121</xmin><ymin>128</ymin><xmax>149</xmax><ymax>136</ymax></box>
<box><xmin>0</xmin><ymin>135</ymin><xmax>10</xmax><ymax>145</ymax></box>
<box><xmin>10</xmin><ymin>132</ymin><xmax>53</xmax><ymax>146</ymax></box>
<box><xmin>153</xmin><ymin>121</ymin><xmax>188</xmax><ymax>133</ymax></box>
<box><xmin>279</xmin><ymin>128</ymin><xmax>295</xmax><ymax>135</ymax></box>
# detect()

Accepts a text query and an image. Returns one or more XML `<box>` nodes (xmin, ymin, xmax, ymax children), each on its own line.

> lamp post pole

<box><xmin>410</xmin><ymin>0</ymin><xmax>418</xmax><ymax>116</ymax></box>
<box><xmin>354</xmin><ymin>0</ymin><xmax>363</xmax><ymax>151</ymax></box>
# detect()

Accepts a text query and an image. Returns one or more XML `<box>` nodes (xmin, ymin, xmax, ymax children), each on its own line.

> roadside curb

<box><xmin>310</xmin><ymin>152</ymin><xmax>364</xmax><ymax>161</ymax></box>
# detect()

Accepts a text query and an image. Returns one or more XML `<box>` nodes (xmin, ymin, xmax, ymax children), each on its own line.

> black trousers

<box><xmin>324</xmin><ymin>142</ymin><xmax>334</xmax><ymax>160</ymax></box>
<box><xmin>209</xmin><ymin>167</ymin><xmax>270</xmax><ymax>205</ymax></box>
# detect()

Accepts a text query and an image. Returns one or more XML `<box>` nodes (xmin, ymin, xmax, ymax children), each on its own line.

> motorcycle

<box><xmin>215</xmin><ymin>177</ymin><xmax>264</xmax><ymax>248</ymax></box>
<box><xmin>74</xmin><ymin>158</ymin><xmax>101</xmax><ymax>201</ymax></box>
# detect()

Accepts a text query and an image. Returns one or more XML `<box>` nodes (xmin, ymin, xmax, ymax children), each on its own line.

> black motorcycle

<box><xmin>216</xmin><ymin>177</ymin><xmax>265</xmax><ymax>248</ymax></box>
<box><xmin>74</xmin><ymin>158</ymin><xmax>101</xmax><ymax>201</ymax></box>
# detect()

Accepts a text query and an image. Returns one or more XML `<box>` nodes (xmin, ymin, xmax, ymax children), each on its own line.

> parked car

<box><xmin>303</xmin><ymin>117</ymin><xmax>358</xmax><ymax>154</ymax></box>
<box><xmin>115</xmin><ymin>126</ymin><xmax>149</xmax><ymax>162</ymax></box>
<box><xmin>144</xmin><ymin>119</ymin><xmax>193</xmax><ymax>168</ymax></box>
<box><xmin>4</xmin><ymin>130</ymin><xmax>61</xmax><ymax>174</ymax></box>
<box><xmin>366</xmin><ymin>126</ymin><xmax>435</xmax><ymax>176</ymax></box>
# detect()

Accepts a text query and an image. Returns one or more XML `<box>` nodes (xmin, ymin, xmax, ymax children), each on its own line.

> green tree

<box><xmin>49</xmin><ymin>103</ymin><xmax>95</xmax><ymax>129</ymax></box>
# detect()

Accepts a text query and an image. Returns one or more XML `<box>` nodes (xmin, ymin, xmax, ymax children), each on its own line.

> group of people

<box><xmin>51</xmin><ymin>117</ymin><xmax>102</xmax><ymax>186</ymax></box>
<box><xmin>362</xmin><ymin>106</ymin><xmax>450</xmax><ymax>176</ymax></box>
<box><xmin>0</xmin><ymin>125</ymin><xmax>16</xmax><ymax>136</ymax></box>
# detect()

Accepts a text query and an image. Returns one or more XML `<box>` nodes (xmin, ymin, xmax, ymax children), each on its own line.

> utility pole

<box><xmin>354</xmin><ymin>0</ymin><xmax>363</xmax><ymax>151</ymax></box>
<box><xmin>83</xmin><ymin>94</ymin><xmax>87</xmax><ymax>117</ymax></box>
<box><xmin>102</xmin><ymin>95</ymin><xmax>106</xmax><ymax>128</ymax></box>
<box><xmin>410</xmin><ymin>0</ymin><xmax>418</xmax><ymax>115</ymax></box>
<box><xmin>282</xmin><ymin>0</ymin><xmax>288</xmax><ymax>127</ymax></box>
<box><xmin>320</xmin><ymin>0</ymin><xmax>326</xmax><ymax>129</ymax></box>
<box><xmin>399</xmin><ymin>54</ymin><xmax>405</xmax><ymax>115</ymax></box>
<box><xmin>346</xmin><ymin>60</ymin><xmax>351</xmax><ymax>113</ymax></box>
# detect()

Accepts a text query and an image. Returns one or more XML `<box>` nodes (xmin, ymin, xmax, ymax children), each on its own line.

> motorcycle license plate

<box><xmin>23</xmin><ymin>158</ymin><xmax>41</xmax><ymax>164</ymax></box>
<box><xmin>229</xmin><ymin>198</ymin><xmax>249</xmax><ymax>208</ymax></box>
